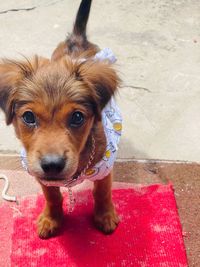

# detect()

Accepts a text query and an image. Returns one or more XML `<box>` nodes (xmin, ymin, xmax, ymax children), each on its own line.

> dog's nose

<box><xmin>40</xmin><ymin>155</ymin><xmax>65</xmax><ymax>174</ymax></box>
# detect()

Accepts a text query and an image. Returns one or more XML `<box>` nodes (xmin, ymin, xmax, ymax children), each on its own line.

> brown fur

<box><xmin>0</xmin><ymin>0</ymin><xmax>120</xmax><ymax>238</ymax></box>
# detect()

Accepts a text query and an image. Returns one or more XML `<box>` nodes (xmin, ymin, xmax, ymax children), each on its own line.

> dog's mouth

<box><xmin>38</xmin><ymin>177</ymin><xmax>67</xmax><ymax>187</ymax></box>
<box><xmin>39</xmin><ymin>178</ymin><xmax>67</xmax><ymax>187</ymax></box>
<box><xmin>37</xmin><ymin>173</ymin><xmax>78</xmax><ymax>187</ymax></box>
<box><xmin>41</xmin><ymin>176</ymin><xmax>66</xmax><ymax>181</ymax></box>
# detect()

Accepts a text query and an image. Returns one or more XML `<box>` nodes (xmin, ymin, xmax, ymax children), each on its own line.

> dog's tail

<box><xmin>73</xmin><ymin>0</ymin><xmax>92</xmax><ymax>38</ymax></box>
<box><xmin>52</xmin><ymin>0</ymin><xmax>95</xmax><ymax>59</ymax></box>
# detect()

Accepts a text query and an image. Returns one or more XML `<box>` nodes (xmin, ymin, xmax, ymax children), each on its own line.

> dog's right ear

<box><xmin>77</xmin><ymin>60</ymin><xmax>120</xmax><ymax>110</ymax></box>
<box><xmin>0</xmin><ymin>56</ymin><xmax>49</xmax><ymax>125</ymax></box>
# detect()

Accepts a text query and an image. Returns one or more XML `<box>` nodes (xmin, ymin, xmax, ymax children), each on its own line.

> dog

<box><xmin>0</xmin><ymin>0</ymin><xmax>122</xmax><ymax>239</ymax></box>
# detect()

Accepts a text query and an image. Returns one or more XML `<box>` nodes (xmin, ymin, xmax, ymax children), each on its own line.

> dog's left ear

<box><xmin>0</xmin><ymin>56</ymin><xmax>49</xmax><ymax>124</ymax></box>
<box><xmin>78</xmin><ymin>61</ymin><xmax>120</xmax><ymax>109</ymax></box>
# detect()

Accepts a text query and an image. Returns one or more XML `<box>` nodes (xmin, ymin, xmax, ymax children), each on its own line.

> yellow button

<box><xmin>113</xmin><ymin>122</ymin><xmax>122</xmax><ymax>132</ymax></box>
<box><xmin>85</xmin><ymin>168</ymin><xmax>96</xmax><ymax>176</ymax></box>
<box><xmin>105</xmin><ymin>150</ymin><xmax>111</xmax><ymax>158</ymax></box>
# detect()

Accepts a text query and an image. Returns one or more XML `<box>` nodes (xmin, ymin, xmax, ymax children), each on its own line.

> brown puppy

<box><xmin>0</xmin><ymin>0</ymin><xmax>121</xmax><ymax>238</ymax></box>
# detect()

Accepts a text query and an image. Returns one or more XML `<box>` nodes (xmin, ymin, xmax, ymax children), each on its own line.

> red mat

<box><xmin>8</xmin><ymin>185</ymin><xmax>187</xmax><ymax>266</ymax></box>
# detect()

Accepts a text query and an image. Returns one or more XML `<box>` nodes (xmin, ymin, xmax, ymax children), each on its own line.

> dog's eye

<box><xmin>22</xmin><ymin>111</ymin><xmax>36</xmax><ymax>126</ymax></box>
<box><xmin>69</xmin><ymin>111</ymin><xmax>85</xmax><ymax>127</ymax></box>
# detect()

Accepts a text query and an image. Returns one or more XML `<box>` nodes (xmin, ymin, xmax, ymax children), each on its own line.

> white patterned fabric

<box><xmin>94</xmin><ymin>47</ymin><xmax>117</xmax><ymax>63</ymax></box>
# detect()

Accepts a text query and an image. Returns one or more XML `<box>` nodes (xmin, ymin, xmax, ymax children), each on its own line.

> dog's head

<box><xmin>0</xmin><ymin>56</ymin><xmax>119</xmax><ymax>185</ymax></box>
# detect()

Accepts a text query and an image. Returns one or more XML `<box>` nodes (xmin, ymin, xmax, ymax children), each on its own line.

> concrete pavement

<box><xmin>0</xmin><ymin>0</ymin><xmax>200</xmax><ymax>161</ymax></box>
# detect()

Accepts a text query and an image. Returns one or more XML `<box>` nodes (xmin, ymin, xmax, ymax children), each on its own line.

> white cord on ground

<box><xmin>0</xmin><ymin>174</ymin><xmax>17</xmax><ymax>202</ymax></box>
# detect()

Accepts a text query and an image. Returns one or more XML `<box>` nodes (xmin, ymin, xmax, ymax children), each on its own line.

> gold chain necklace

<box><xmin>67</xmin><ymin>135</ymin><xmax>96</xmax><ymax>212</ymax></box>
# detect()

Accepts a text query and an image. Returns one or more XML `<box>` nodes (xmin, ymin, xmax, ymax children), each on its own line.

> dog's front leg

<box><xmin>93</xmin><ymin>171</ymin><xmax>119</xmax><ymax>234</ymax></box>
<box><xmin>37</xmin><ymin>185</ymin><xmax>63</xmax><ymax>239</ymax></box>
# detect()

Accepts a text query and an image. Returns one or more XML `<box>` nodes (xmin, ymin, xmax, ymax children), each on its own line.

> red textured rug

<box><xmin>9</xmin><ymin>185</ymin><xmax>187</xmax><ymax>266</ymax></box>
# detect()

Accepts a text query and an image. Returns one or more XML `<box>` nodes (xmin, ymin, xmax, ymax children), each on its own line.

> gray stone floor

<box><xmin>0</xmin><ymin>0</ymin><xmax>200</xmax><ymax>161</ymax></box>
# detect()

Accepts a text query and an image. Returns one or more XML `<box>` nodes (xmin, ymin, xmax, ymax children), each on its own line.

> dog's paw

<box><xmin>37</xmin><ymin>213</ymin><xmax>63</xmax><ymax>239</ymax></box>
<box><xmin>94</xmin><ymin>209</ymin><xmax>120</xmax><ymax>234</ymax></box>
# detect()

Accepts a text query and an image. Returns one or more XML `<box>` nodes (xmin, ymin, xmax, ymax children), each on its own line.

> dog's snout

<box><xmin>40</xmin><ymin>155</ymin><xmax>65</xmax><ymax>174</ymax></box>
